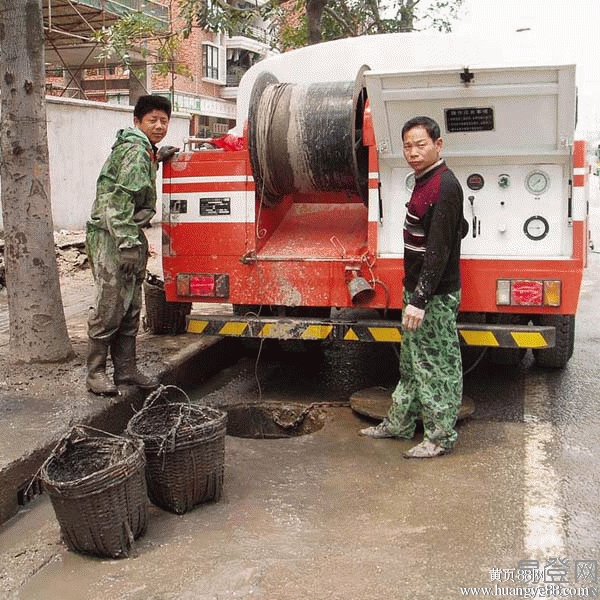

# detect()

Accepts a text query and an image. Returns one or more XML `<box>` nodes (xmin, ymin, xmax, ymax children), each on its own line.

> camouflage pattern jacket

<box><xmin>87</xmin><ymin>127</ymin><xmax>157</xmax><ymax>250</ymax></box>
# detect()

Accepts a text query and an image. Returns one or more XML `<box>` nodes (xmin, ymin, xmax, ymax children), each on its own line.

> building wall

<box><xmin>151</xmin><ymin>18</ymin><xmax>236</xmax><ymax>136</ymax></box>
<box><xmin>0</xmin><ymin>96</ymin><xmax>190</xmax><ymax>231</ymax></box>
<box><xmin>153</xmin><ymin>26</ymin><xmax>225</xmax><ymax>98</ymax></box>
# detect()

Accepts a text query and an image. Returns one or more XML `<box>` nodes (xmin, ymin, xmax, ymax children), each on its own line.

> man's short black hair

<box><xmin>402</xmin><ymin>116</ymin><xmax>441</xmax><ymax>142</ymax></box>
<box><xmin>134</xmin><ymin>95</ymin><xmax>172</xmax><ymax>120</ymax></box>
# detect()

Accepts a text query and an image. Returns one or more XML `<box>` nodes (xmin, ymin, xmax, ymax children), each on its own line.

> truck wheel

<box><xmin>533</xmin><ymin>314</ymin><xmax>575</xmax><ymax>369</ymax></box>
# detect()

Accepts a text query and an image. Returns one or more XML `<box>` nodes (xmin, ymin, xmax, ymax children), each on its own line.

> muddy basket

<box><xmin>39</xmin><ymin>426</ymin><xmax>148</xmax><ymax>559</ymax></box>
<box><xmin>126</xmin><ymin>386</ymin><xmax>227</xmax><ymax>514</ymax></box>
<box><xmin>144</xmin><ymin>273</ymin><xmax>192</xmax><ymax>335</ymax></box>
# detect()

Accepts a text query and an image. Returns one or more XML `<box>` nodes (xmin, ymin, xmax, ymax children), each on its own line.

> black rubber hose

<box><xmin>247</xmin><ymin>67</ymin><xmax>369</xmax><ymax>206</ymax></box>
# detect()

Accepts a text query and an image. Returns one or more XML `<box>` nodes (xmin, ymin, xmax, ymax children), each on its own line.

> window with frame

<box><xmin>203</xmin><ymin>45</ymin><xmax>219</xmax><ymax>80</ymax></box>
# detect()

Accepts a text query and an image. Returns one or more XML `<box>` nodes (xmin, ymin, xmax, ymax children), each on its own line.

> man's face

<box><xmin>134</xmin><ymin>109</ymin><xmax>170</xmax><ymax>146</ymax></box>
<box><xmin>402</xmin><ymin>126</ymin><xmax>443</xmax><ymax>175</ymax></box>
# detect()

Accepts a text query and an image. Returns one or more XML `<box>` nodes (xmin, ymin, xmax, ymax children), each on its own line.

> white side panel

<box><xmin>365</xmin><ymin>65</ymin><xmax>576</xmax><ymax>160</ymax></box>
<box><xmin>378</xmin><ymin>164</ymin><xmax>570</xmax><ymax>258</ymax></box>
<box><xmin>370</xmin><ymin>63</ymin><xmax>576</xmax><ymax>261</ymax></box>
<box><xmin>377</xmin><ymin>166</ymin><xmax>409</xmax><ymax>257</ymax></box>
<box><xmin>165</xmin><ymin>190</ymin><xmax>253</xmax><ymax>224</ymax></box>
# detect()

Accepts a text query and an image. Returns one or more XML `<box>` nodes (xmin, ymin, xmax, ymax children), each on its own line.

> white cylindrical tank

<box><xmin>234</xmin><ymin>30</ymin><xmax>574</xmax><ymax>131</ymax></box>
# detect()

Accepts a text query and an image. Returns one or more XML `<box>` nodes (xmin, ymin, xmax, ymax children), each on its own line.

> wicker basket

<box><xmin>144</xmin><ymin>274</ymin><xmax>191</xmax><ymax>335</ymax></box>
<box><xmin>39</xmin><ymin>427</ymin><xmax>148</xmax><ymax>559</ymax></box>
<box><xmin>127</xmin><ymin>386</ymin><xmax>227</xmax><ymax>515</ymax></box>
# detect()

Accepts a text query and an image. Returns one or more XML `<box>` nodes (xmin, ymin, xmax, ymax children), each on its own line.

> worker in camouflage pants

<box><xmin>360</xmin><ymin>116</ymin><xmax>466</xmax><ymax>458</ymax></box>
<box><xmin>86</xmin><ymin>95</ymin><xmax>177</xmax><ymax>395</ymax></box>
<box><xmin>384</xmin><ymin>290</ymin><xmax>462</xmax><ymax>447</ymax></box>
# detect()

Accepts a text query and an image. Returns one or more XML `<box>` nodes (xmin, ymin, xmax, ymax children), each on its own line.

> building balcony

<box><xmin>223</xmin><ymin>29</ymin><xmax>276</xmax><ymax>99</ymax></box>
<box><xmin>226</xmin><ymin>26</ymin><xmax>274</xmax><ymax>53</ymax></box>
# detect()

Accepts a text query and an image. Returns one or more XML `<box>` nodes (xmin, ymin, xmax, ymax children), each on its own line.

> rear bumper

<box><xmin>186</xmin><ymin>315</ymin><xmax>555</xmax><ymax>348</ymax></box>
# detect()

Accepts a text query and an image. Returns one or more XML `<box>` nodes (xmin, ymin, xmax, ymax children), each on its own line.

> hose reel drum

<box><xmin>248</xmin><ymin>67</ymin><xmax>370</xmax><ymax>207</ymax></box>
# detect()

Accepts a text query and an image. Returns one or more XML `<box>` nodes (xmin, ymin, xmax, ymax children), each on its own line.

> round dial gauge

<box><xmin>498</xmin><ymin>174</ymin><xmax>510</xmax><ymax>189</ymax></box>
<box><xmin>466</xmin><ymin>173</ymin><xmax>485</xmax><ymax>191</ymax></box>
<box><xmin>405</xmin><ymin>172</ymin><xmax>415</xmax><ymax>191</ymax></box>
<box><xmin>523</xmin><ymin>215</ymin><xmax>549</xmax><ymax>241</ymax></box>
<box><xmin>525</xmin><ymin>170</ymin><xmax>550</xmax><ymax>195</ymax></box>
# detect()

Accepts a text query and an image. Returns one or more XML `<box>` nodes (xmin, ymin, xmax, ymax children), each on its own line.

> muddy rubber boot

<box><xmin>86</xmin><ymin>339</ymin><xmax>118</xmax><ymax>396</ymax></box>
<box><xmin>111</xmin><ymin>334</ymin><xmax>160</xmax><ymax>390</ymax></box>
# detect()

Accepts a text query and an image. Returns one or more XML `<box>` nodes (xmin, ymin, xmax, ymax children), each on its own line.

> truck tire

<box><xmin>533</xmin><ymin>314</ymin><xmax>575</xmax><ymax>369</ymax></box>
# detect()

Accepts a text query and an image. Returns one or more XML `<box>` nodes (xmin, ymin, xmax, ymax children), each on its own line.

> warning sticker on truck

<box><xmin>199</xmin><ymin>197</ymin><xmax>231</xmax><ymax>216</ymax></box>
<box><xmin>445</xmin><ymin>107</ymin><xmax>494</xmax><ymax>133</ymax></box>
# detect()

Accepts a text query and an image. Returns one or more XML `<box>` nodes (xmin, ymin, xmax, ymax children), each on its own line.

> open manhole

<box><xmin>225</xmin><ymin>401</ymin><xmax>326</xmax><ymax>439</ymax></box>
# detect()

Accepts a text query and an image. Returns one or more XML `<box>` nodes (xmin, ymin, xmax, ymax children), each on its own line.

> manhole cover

<box><xmin>350</xmin><ymin>386</ymin><xmax>475</xmax><ymax>421</ymax></box>
<box><xmin>225</xmin><ymin>401</ymin><xmax>326</xmax><ymax>439</ymax></box>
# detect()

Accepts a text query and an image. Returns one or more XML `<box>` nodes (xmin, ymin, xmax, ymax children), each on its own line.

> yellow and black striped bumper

<box><xmin>186</xmin><ymin>316</ymin><xmax>556</xmax><ymax>348</ymax></box>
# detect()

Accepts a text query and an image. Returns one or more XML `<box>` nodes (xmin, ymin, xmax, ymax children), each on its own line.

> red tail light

<box><xmin>176</xmin><ymin>273</ymin><xmax>229</xmax><ymax>298</ymax></box>
<box><xmin>496</xmin><ymin>279</ymin><xmax>561</xmax><ymax>307</ymax></box>
<box><xmin>511</xmin><ymin>280</ymin><xmax>543</xmax><ymax>306</ymax></box>
<box><xmin>190</xmin><ymin>275</ymin><xmax>215</xmax><ymax>295</ymax></box>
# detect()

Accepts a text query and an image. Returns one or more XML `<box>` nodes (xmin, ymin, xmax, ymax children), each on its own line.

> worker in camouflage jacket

<box><xmin>85</xmin><ymin>95</ymin><xmax>178</xmax><ymax>395</ymax></box>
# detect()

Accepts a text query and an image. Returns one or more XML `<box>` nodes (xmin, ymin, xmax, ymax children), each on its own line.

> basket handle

<box><xmin>36</xmin><ymin>424</ymin><xmax>131</xmax><ymax>490</ymax></box>
<box><xmin>142</xmin><ymin>384</ymin><xmax>192</xmax><ymax>409</ymax></box>
<box><xmin>51</xmin><ymin>425</ymin><xmax>129</xmax><ymax>456</ymax></box>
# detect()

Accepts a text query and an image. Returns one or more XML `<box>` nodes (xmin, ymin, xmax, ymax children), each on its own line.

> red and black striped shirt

<box><xmin>403</xmin><ymin>160</ymin><xmax>465</xmax><ymax>309</ymax></box>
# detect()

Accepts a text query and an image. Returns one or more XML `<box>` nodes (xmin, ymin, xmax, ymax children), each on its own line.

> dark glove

<box><xmin>133</xmin><ymin>208</ymin><xmax>154</xmax><ymax>228</ymax></box>
<box><xmin>157</xmin><ymin>145</ymin><xmax>180</xmax><ymax>162</ymax></box>
<box><xmin>119</xmin><ymin>247</ymin><xmax>140</xmax><ymax>277</ymax></box>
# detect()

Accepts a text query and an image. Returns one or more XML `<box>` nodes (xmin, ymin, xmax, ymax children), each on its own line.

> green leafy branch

<box><xmin>92</xmin><ymin>12</ymin><xmax>192</xmax><ymax>79</ymax></box>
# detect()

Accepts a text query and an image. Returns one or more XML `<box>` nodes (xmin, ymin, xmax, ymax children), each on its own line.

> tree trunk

<box><xmin>399</xmin><ymin>0</ymin><xmax>418</xmax><ymax>32</ymax></box>
<box><xmin>0</xmin><ymin>0</ymin><xmax>73</xmax><ymax>362</ymax></box>
<box><xmin>306</xmin><ymin>0</ymin><xmax>329</xmax><ymax>44</ymax></box>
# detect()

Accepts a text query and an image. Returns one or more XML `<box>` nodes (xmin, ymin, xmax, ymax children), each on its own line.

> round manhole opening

<box><xmin>225</xmin><ymin>402</ymin><xmax>325</xmax><ymax>439</ymax></box>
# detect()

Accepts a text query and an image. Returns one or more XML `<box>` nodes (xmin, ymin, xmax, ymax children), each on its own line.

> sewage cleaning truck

<box><xmin>160</xmin><ymin>32</ymin><xmax>589</xmax><ymax>368</ymax></box>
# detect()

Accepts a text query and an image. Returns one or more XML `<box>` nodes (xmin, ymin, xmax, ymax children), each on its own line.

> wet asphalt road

<box><xmin>3</xmin><ymin>197</ymin><xmax>600</xmax><ymax>598</ymax></box>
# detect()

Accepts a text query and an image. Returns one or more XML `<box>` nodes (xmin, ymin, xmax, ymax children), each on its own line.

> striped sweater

<box><xmin>403</xmin><ymin>160</ymin><xmax>465</xmax><ymax>310</ymax></box>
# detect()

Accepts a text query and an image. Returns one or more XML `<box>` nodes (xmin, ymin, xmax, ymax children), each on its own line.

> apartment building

<box><xmin>43</xmin><ymin>0</ymin><xmax>275</xmax><ymax>136</ymax></box>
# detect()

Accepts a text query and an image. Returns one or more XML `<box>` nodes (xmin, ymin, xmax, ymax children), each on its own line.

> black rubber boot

<box><xmin>111</xmin><ymin>334</ymin><xmax>160</xmax><ymax>390</ymax></box>
<box><xmin>86</xmin><ymin>339</ymin><xmax>118</xmax><ymax>396</ymax></box>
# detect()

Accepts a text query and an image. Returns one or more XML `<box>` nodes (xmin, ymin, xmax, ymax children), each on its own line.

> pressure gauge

<box><xmin>405</xmin><ymin>172</ymin><xmax>415</xmax><ymax>191</ymax></box>
<box><xmin>466</xmin><ymin>173</ymin><xmax>485</xmax><ymax>191</ymax></box>
<box><xmin>498</xmin><ymin>174</ymin><xmax>510</xmax><ymax>189</ymax></box>
<box><xmin>523</xmin><ymin>215</ymin><xmax>549</xmax><ymax>240</ymax></box>
<box><xmin>525</xmin><ymin>170</ymin><xmax>550</xmax><ymax>195</ymax></box>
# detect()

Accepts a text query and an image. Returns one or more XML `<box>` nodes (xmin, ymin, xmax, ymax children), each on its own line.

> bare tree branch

<box><xmin>322</xmin><ymin>4</ymin><xmax>357</xmax><ymax>37</ymax></box>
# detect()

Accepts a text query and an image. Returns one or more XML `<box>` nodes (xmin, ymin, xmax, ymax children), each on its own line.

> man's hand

<box><xmin>119</xmin><ymin>247</ymin><xmax>140</xmax><ymax>277</ymax></box>
<box><xmin>402</xmin><ymin>304</ymin><xmax>425</xmax><ymax>332</ymax></box>
<box><xmin>157</xmin><ymin>145</ymin><xmax>180</xmax><ymax>163</ymax></box>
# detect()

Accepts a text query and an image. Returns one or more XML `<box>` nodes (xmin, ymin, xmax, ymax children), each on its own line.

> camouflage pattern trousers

<box><xmin>386</xmin><ymin>290</ymin><xmax>463</xmax><ymax>449</ymax></box>
<box><xmin>86</xmin><ymin>227</ymin><xmax>148</xmax><ymax>342</ymax></box>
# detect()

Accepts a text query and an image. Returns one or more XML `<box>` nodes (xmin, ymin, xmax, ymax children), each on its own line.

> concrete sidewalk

<box><xmin>0</xmin><ymin>224</ymin><xmax>237</xmax><ymax>526</ymax></box>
